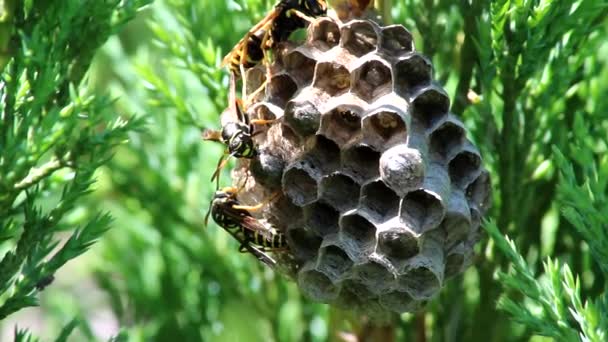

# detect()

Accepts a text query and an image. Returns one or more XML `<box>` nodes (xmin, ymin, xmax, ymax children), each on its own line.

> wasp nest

<box><xmin>232</xmin><ymin>16</ymin><xmax>491</xmax><ymax>315</ymax></box>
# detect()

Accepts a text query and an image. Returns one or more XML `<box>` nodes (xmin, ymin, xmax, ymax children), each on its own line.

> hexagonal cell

<box><xmin>444</xmin><ymin>244</ymin><xmax>466</xmax><ymax>279</ymax></box>
<box><xmin>441</xmin><ymin>191</ymin><xmax>472</xmax><ymax>249</ymax></box>
<box><xmin>333</xmin><ymin>287</ymin><xmax>363</xmax><ymax>311</ymax></box>
<box><xmin>316</xmin><ymin>245</ymin><xmax>354</xmax><ymax>281</ymax></box>
<box><xmin>429</xmin><ymin>116</ymin><xmax>465</xmax><ymax>158</ymax></box>
<box><xmin>341</xmin><ymin>144</ymin><xmax>380</xmax><ymax>183</ymax></box>
<box><xmin>284</xmin><ymin>99</ymin><xmax>321</xmax><ymax>138</ymax></box>
<box><xmin>394</xmin><ymin>53</ymin><xmax>432</xmax><ymax>93</ymax></box>
<box><xmin>309</xmin><ymin>17</ymin><xmax>341</xmax><ymax>51</ymax></box>
<box><xmin>312</xmin><ymin>62</ymin><xmax>350</xmax><ymax>96</ymax></box>
<box><xmin>250</xmin><ymin>149</ymin><xmax>285</xmax><ymax>190</ymax></box>
<box><xmin>340</xmin><ymin>20</ymin><xmax>378</xmax><ymax>57</ymax></box>
<box><xmin>377</xmin><ymin>218</ymin><xmax>420</xmax><ymax>260</ymax></box>
<box><xmin>318</xmin><ymin>105</ymin><xmax>363</xmax><ymax>147</ymax></box>
<box><xmin>267</xmin><ymin>73</ymin><xmax>298</xmax><ymax>108</ymax></box>
<box><xmin>282</xmin><ymin>163</ymin><xmax>319</xmax><ymax>206</ymax></box>
<box><xmin>308</xmin><ymin>134</ymin><xmax>341</xmax><ymax>174</ymax></box>
<box><xmin>303</xmin><ymin>201</ymin><xmax>340</xmax><ymax>236</ymax></box>
<box><xmin>379</xmin><ymin>144</ymin><xmax>425</xmax><ymax>197</ymax></box>
<box><xmin>298</xmin><ymin>265</ymin><xmax>340</xmax><ymax>302</ymax></box>
<box><xmin>398</xmin><ymin>266</ymin><xmax>441</xmax><ymax>300</ymax></box>
<box><xmin>354</xmin><ymin>260</ymin><xmax>395</xmax><ymax>295</ymax></box>
<box><xmin>283</xmin><ymin>49</ymin><xmax>316</xmax><ymax>85</ymax></box>
<box><xmin>380</xmin><ymin>25</ymin><xmax>414</xmax><ymax>57</ymax></box>
<box><xmin>448</xmin><ymin>145</ymin><xmax>482</xmax><ymax>188</ymax></box>
<box><xmin>351</xmin><ymin>59</ymin><xmax>392</xmax><ymax>103</ymax></box>
<box><xmin>466</xmin><ymin>170</ymin><xmax>491</xmax><ymax>213</ymax></box>
<box><xmin>362</xmin><ymin>108</ymin><xmax>408</xmax><ymax>151</ymax></box>
<box><xmin>319</xmin><ymin>172</ymin><xmax>359</xmax><ymax>212</ymax></box>
<box><xmin>286</xmin><ymin>226</ymin><xmax>322</xmax><ymax>260</ymax></box>
<box><xmin>245</xmin><ymin>66</ymin><xmax>267</xmax><ymax>100</ymax></box>
<box><xmin>359</xmin><ymin>180</ymin><xmax>399</xmax><ymax>223</ymax></box>
<box><xmin>401</xmin><ymin>189</ymin><xmax>445</xmax><ymax>234</ymax></box>
<box><xmin>411</xmin><ymin>85</ymin><xmax>450</xmax><ymax>128</ymax></box>
<box><xmin>249</xmin><ymin>102</ymin><xmax>281</xmax><ymax>122</ymax></box>
<box><xmin>379</xmin><ymin>291</ymin><xmax>418</xmax><ymax>313</ymax></box>
<box><xmin>340</xmin><ymin>279</ymin><xmax>376</xmax><ymax>301</ymax></box>
<box><xmin>339</xmin><ymin>210</ymin><xmax>377</xmax><ymax>256</ymax></box>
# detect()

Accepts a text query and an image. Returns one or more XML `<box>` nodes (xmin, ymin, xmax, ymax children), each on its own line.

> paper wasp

<box><xmin>222</xmin><ymin>0</ymin><xmax>328</xmax><ymax>100</ymax></box>
<box><xmin>202</xmin><ymin>92</ymin><xmax>274</xmax><ymax>188</ymax></box>
<box><xmin>204</xmin><ymin>186</ymin><xmax>286</xmax><ymax>267</ymax></box>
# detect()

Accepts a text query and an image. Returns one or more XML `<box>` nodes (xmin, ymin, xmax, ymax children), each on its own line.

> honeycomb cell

<box><xmin>394</xmin><ymin>53</ymin><xmax>432</xmax><ymax>93</ymax></box>
<box><xmin>268</xmin><ymin>73</ymin><xmax>298</xmax><ymax>108</ymax></box>
<box><xmin>249</xmin><ymin>102</ymin><xmax>281</xmax><ymax>121</ymax></box>
<box><xmin>312</xmin><ymin>62</ymin><xmax>350</xmax><ymax>96</ymax></box>
<box><xmin>466</xmin><ymin>170</ymin><xmax>491</xmax><ymax>213</ymax></box>
<box><xmin>245</xmin><ymin>66</ymin><xmax>267</xmax><ymax>100</ymax></box>
<box><xmin>399</xmin><ymin>266</ymin><xmax>441</xmax><ymax>300</ymax></box>
<box><xmin>298</xmin><ymin>264</ymin><xmax>340</xmax><ymax>302</ymax></box>
<box><xmin>380</xmin><ymin>25</ymin><xmax>414</xmax><ymax>57</ymax></box>
<box><xmin>250</xmin><ymin>149</ymin><xmax>285</xmax><ymax>190</ymax></box>
<box><xmin>379</xmin><ymin>144</ymin><xmax>425</xmax><ymax>197</ymax></box>
<box><xmin>340</xmin><ymin>279</ymin><xmax>376</xmax><ymax>300</ymax></box>
<box><xmin>359</xmin><ymin>180</ymin><xmax>399</xmax><ymax>223</ymax></box>
<box><xmin>379</xmin><ymin>291</ymin><xmax>417</xmax><ymax>313</ymax></box>
<box><xmin>401</xmin><ymin>189</ymin><xmax>445</xmax><ymax>234</ymax></box>
<box><xmin>319</xmin><ymin>105</ymin><xmax>363</xmax><ymax>147</ymax></box>
<box><xmin>411</xmin><ymin>85</ymin><xmax>450</xmax><ymax>128</ymax></box>
<box><xmin>354</xmin><ymin>260</ymin><xmax>395</xmax><ymax>294</ymax></box>
<box><xmin>283</xmin><ymin>49</ymin><xmax>316</xmax><ymax>85</ymax></box>
<box><xmin>319</xmin><ymin>172</ymin><xmax>359</xmax><ymax>212</ymax></box>
<box><xmin>377</xmin><ymin>218</ymin><xmax>420</xmax><ymax>260</ymax></box>
<box><xmin>283</xmin><ymin>99</ymin><xmax>321</xmax><ymax>138</ymax></box>
<box><xmin>282</xmin><ymin>163</ymin><xmax>319</xmax><ymax>206</ymax></box>
<box><xmin>316</xmin><ymin>245</ymin><xmax>354</xmax><ymax>281</ymax></box>
<box><xmin>362</xmin><ymin>108</ymin><xmax>408</xmax><ymax>151</ymax></box>
<box><xmin>448</xmin><ymin>143</ymin><xmax>482</xmax><ymax>188</ymax></box>
<box><xmin>309</xmin><ymin>134</ymin><xmax>341</xmax><ymax>173</ymax></box>
<box><xmin>303</xmin><ymin>201</ymin><xmax>339</xmax><ymax>236</ymax></box>
<box><xmin>341</xmin><ymin>144</ymin><xmax>380</xmax><ymax>183</ymax></box>
<box><xmin>341</xmin><ymin>20</ymin><xmax>378</xmax><ymax>57</ymax></box>
<box><xmin>441</xmin><ymin>191</ymin><xmax>472</xmax><ymax>249</ymax></box>
<box><xmin>351</xmin><ymin>59</ymin><xmax>392</xmax><ymax>103</ymax></box>
<box><xmin>339</xmin><ymin>210</ymin><xmax>377</xmax><ymax>258</ymax></box>
<box><xmin>286</xmin><ymin>226</ymin><xmax>322</xmax><ymax>260</ymax></box>
<box><xmin>309</xmin><ymin>17</ymin><xmax>341</xmax><ymax>51</ymax></box>
<box><xmin>429</xmin><ymin>115</ymin><xmax>465</xmax><ymax>158</ymax></box>
<box><xmin>444</xmin><ymin>243</ymin><xmax>466</xmax><ymax>278</ymax></box>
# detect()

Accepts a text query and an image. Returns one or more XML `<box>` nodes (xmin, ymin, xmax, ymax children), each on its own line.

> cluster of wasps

<box><xmin>203</xmin><ymin>1</ymin><xmax>329</xmax><ymax>268</ymax></box>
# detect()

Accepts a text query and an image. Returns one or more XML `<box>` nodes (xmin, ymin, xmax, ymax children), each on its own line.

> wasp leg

<box><xmin>232</xmin><ymin>191</ymin><xmax>280</xmax><ymax>212</ymax></box>
<box><xmin>250</xmin><ymin>118</ymin><xmax>275</xmax><ymax>125</ymax></box>
<box><xmin>210</xmin><ymin>151</ymin><xmax>231</xmax><ymax>190</ymax></box>
<box><xmin>288</xmin><ymin>9</ymin><xmax>317</xmax><ymax>23</ymax></box>
<box><xmin>244</xmin><ymin>79</ymin><xmax>268</xmax><ymax>107</ymax></box>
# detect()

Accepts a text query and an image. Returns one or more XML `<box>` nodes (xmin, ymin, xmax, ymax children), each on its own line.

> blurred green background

<box><xmin>1</xmin><ymin>0</ymin><xmax>608</xmax><ymax>341</ymax></box>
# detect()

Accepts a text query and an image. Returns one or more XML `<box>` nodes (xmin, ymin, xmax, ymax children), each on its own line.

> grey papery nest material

<box><xmin>228</xmin><ymin>15</ymin><xmax>491</xmax><ymax>316</ymax></box>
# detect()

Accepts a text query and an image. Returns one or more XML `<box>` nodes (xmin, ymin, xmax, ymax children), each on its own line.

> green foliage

<box><xmin>1</xmin><ymin>0</ymin><xmax>607</xmax><ymax>341</ymax></box>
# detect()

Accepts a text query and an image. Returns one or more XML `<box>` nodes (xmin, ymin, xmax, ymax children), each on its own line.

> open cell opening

<box><xmin>466</xmin><ymin>170</ymin><xmax>491</xmax><ymax>212</ymax></box>
<box><xmin>268</xmin><ymin>74</ymin><xmax>298</xmax><ymax>108</ymax></box>
<box><xmin>298</xmin><ymin>268</ymin><xmax>339</xmax><ymax>302</ymax></box>
<box><xmin>310</xmin><ymin>18</ymin><xmax>341</xmax><ymax>51</ymax></box>
<box><xmin>359</xmin><ymin>180</ymin><xmax>399</xmax><ymax>222</ymax></box>
<box><xmin>341</xmin><ymin>21</ymin><xmax>378</xmax><ymax>57</ymax></box>
<box><xmin>340</xmin><ymin>213</ymin><xmax>377</xmax><ymax>249</ymax></box>
<box><xmin>319</xmin><ymin>106</ymin><xmax>362</xmax><ymax>147</ymax></box>
<box><xmin>319</xmin><ymin>173</ymin><xmax>359</xmax><ymax>212</ymax></box>
<box><xmin>351</xmin><ymin>60</ymin><xmax>392</xmax><ymax>103</ymax></box>
<box><xmin>309</xmin><ymin>134</ymin><xmax>341</xmax><ymax>173</ymax></box>
<box><xmin>282</xmin><ymin>165</ymin><xmax>318</xmax><ymax>206</ymax></box>
<box><xmin>355</xmin><ymin>261</ymin><xmax>394</xmax><ymax>292</ymax></box>
<box><xmin>401</xmin><ymin>190</ymin><xmax>445</xmax><ymax>234</ymax></box>
<box><xmin>341</xmin><ymin>145</ymin><xmax>380</xmax><ymax>183</ymax></box>
<box><xmin>394</xmin><ymin>54</ymin><xmax>432</xmax><ymax>93</ymax></box>
<box><xmin>380</xmin><ymin>25</ymin><xmax>414</xmax><ymax>56</ymax></box>
<box><xmin>379</xmin><ymin>291</ymin><xmax>416</xmax><ymax>313</ymax></box>
<box><xmin>363</xmin><ymin>110</ymin><xmax>408</xmax><ymax>150</ymax></box>
<box><xmin>313</xmin><ymin>62</ymin><xmax>350</xmax><ymax>96</ymax></box>
<box><xmin>341</xmin><ymin>279</ymin><xmax>375</xmax><ymax>300</ymax></box>
<box><xmin>441</xmin><ymin>213</ymin><xmax>471</xmax><ymax>250</ymax></box>
<box><xmin>378</xmin><ymin>226</ymin><xmax>420</xmax><ymax>260</ymax></box>
<box><xmin>448</xmin><ymin>151</ymin><xmax>481</xmax><ymax>188</ymax></box>
<box><xmin>317</xmin><ymin>245</ymin><xmax>354</xmax><ymax>281</ymax></box>
<box><xmin>412</xmin><ymin>86</ymin><xmax>450</xmax><ymax>128</ymax></box>
<box><xmin>245</xmin><ymin>67</ymin><xmax>267</xmax><ymax>99</ymax></box>
<box><xmin>444</xmin><ymin>249</ymin><xmax>465</xmax><ymax>278</ymax></box>
<box><xmin>429</xmin><ymin>121</ymin><xmax>465</xmax><ymax>158</ymax></box>
<box><xmin>399</xmin><ymin>266</ymin><xmax>441</xmax><ymax>299</ymax></box>
<box><xmin>303</xmin><ymin>201</ymin><xmax>340</xmax><ymax>236</ymax></box>
<box><xmin>283</xmin><ymin>50</ymin><xmax>316</xmax><ymax>85</ymax></box>
<box><xmin>287</xmin><ymin>227</ymin><xmax>322</xmax><ymax>260</ymax></box>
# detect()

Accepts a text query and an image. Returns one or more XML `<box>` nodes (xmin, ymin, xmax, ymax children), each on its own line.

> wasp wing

<box><xmin>220</xmin><ymin>10</ymin><xmax>279</xmax><ymax>67</ymax></box>
<box><xmin>220</xmin><ymin>206</ymin><xmax>274</xmax><ymax>241</ymax></box>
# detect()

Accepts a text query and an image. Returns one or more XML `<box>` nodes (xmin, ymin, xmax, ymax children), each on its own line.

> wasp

<box><xmin>222</xmin><ymin>0</ymin><xmax>328</xmax><ymax>100</ymax></box>
<box><xmin>203</xmin><ymin>94</ymin><xmax>274</xmax><ymax>188</ymax></box>
<box><xmin>204</xmin><ymin>187</ymin><xmax>286</xmax><ymax>267</ymax></box>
